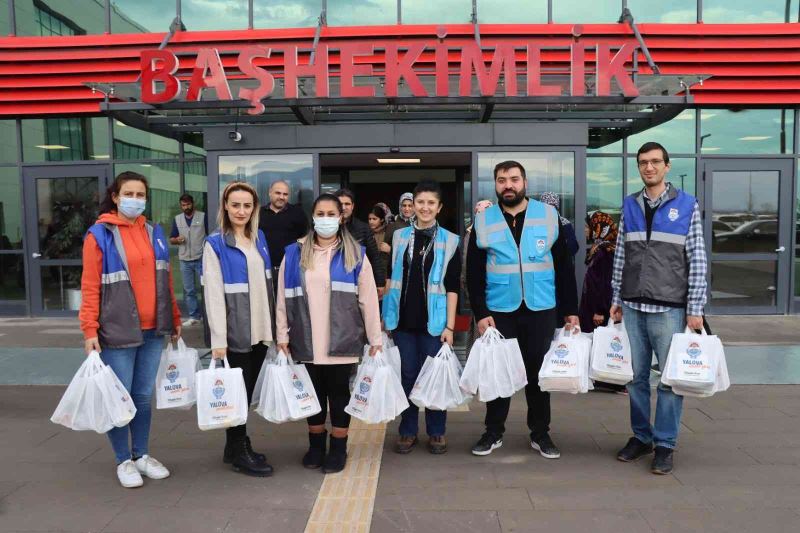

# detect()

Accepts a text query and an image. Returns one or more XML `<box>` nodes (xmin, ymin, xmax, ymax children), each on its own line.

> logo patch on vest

<box><xmin>668</xmin><ymin>208</ymin><xmax>679</xmax><ymax>221</ymax></box>
<box><xmin>536</xmin><ymin>239</ymin><xmax>546</xmax><ymax>253</ymax></box>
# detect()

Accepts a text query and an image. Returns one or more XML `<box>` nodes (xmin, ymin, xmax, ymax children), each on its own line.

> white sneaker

<box><xmin>134</xmin><ymin>455</ymin><xmax>171</xmax><ymax>480</ymax></box>
<box><xmin>117</xmin><ymin>459</ymin><xmax>144</xmax><ymax>488</ymax></box>
<box><xmin>182</xmin><ymin>318</ymin><xmax>199</xmax><ymax>327</ymax></box>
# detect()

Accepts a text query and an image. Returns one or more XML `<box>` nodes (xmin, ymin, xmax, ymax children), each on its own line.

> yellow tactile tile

<box><xmin>304</xmin><ymin>421</ymin><xmax>386</xmax><ymax>533</ymax></box>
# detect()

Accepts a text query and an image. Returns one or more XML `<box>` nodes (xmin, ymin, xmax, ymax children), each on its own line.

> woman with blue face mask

<box><xmin>275</xmin><ymin>193</ymin><xmax>383</xmax><ymax>474</ymax></box>
<box><xmin>80</xmin><ymin>171</ymin><xmax>182</xmax><ymax>488</ymax></box>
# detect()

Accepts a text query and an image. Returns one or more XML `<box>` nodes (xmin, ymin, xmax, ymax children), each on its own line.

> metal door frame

<box><xmin>22</xmin><ymin>165</ymin><xmax>109</xmax><ymax>316</ymax></box>
<box><xmin>702</xmin><ymin>158</ymin><xmax>794</xmax><ymax>314</ymax></box>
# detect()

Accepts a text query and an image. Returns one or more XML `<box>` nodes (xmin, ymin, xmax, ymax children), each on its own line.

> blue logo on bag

<box><xmin>212</xmin><ymin>379</ymin><xmax>225</xmax><ymax>399</ymax></box>
<box><xmin>554</xmin><ymin>343</ymin><xmax>569</xmax><ymax>358</ymax></box>
<box><xmin>687</xmin><ymin>342</ymin><xmax>702</xmax><ymax>359</ymax></box>
<box><xmin>292</xmin><ymin>373</ymin><xmax>304</xmax><ymax>392</ymax></box>
<box><xmin>359</xmin><ymin>377</ymin><xmax>371</xmax><ymax>395</ymax></box>
<box><xmin>610</xmin><ymin>337</ymin><xmax>623</xmax><ymax>353</ymax></box>
<box><xmin>166</xmin><ymin>364</ymin><xmax>179</xmax><ymax>384</ymax></box>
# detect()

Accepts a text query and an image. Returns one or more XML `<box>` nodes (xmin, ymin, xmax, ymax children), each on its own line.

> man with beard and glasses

<box><xmin>169</xmin><ymin>193</ymin><xmax>208</xmax><ymax>327</ymax></box>
<box><xmin>466</xmin><ymin>160</ymin><xmax>578</xmax><ymax>459</ymax></box>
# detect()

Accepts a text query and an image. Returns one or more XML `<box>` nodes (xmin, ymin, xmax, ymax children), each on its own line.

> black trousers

<box><xmin>305</xmin><ymin>363</ymin><xmax>355</xmax><ymax>428</ymax></box>
<box><xmin>226</xmin><ymin>343</ymin><xmax>267</xmax><ymax>439</ymax></box>
<box><xmin>484</xmin><ymin>307</ymin><xmax>557</xmax><ymax>439</ymax></box>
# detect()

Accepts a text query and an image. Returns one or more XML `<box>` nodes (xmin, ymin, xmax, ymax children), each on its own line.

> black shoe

<box><xmin>471</xmin><ymin>432</ymin><xmax>503</xmax><ymax>456</ymax></box>
<box><xmin>302</xmin><ymin>431</ymin><xmax>327</xmax><ymax>469</ymax></box>
<box><xmin>617</xmin><ymin>437</ymin><xmax>654</xmax><ymax>462</ymax></box>
<box><xmin>531</xmin><ymin>433</ymin><xmax>561</xmax><ymax>459</ymax></box>
<box><xmin>322</xmin><ymin>435</ymin><xmax>348</xmax><ymax>474</ymax></box>
<box><xmin>230</xmin><ymin>436</ymin><xmax>273</xmax><ymax>477</ymax></box>
<box><xmin>651</xmin><ymin>446</ymin><xmax>674</xmax><ymax>475</ymax></box>
<box><xmin>224</xmin><ymin>435</ymin><xmax>266</xmax><ymax>465</ymax></box>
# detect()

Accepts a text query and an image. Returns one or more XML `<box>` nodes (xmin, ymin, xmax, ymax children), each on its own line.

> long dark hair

<box><xmin>99</xmin><ymin>171</ymin><xmax>149</xmax><ymax>215</ymax></box>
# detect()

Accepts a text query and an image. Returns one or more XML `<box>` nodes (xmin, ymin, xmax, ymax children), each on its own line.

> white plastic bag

<box><xmin>410</xmin><ymin>343</ymin><xmax>472</xmax><ymax>410</ymax></box>
<box><xmin>255</xmin><ymin>351</ymin><xmax>321</xmax><ymax>423</ymax></box>
<box><xmin>539</xmin><ymin>327</ymin><xmax>593</xmax><ymax>394</ymax></box>
<box><xmin>381</xmin><ymin>332</ymin><xmax>402</xmax><ymax>379</ymax></box>
<box><xmin>589</xmin><ymin>319</ymin><xmax>633</xmax><ymax>385</ymax></box>
<box><xmin>156</xmin><ymin>338</ymin><xmax>201</xmax><ymax>410</ymax></box>
<box><xmin>662</xmin><ymin>327</ymin><xmax>729</xmax><ymax>397</ymax></box>
<box><xmin>251</xmin><ymin>344</ymin><xmax>279</xmax><ymax>408</ymax></box>
<box><xmin>346</xmin><ymin>351</ymin><xmax>409</xmax><ymax>423</ymax></box>
<box><xmin>460</xmin><ymin>327</ymin><xmax>527</xmax><ymax>402</ymax></box>
<box><xmin>51</xmin><ymin>351</ymin><xmax>136</xmax><ymax>433</ymax></box>
<box><xmin>196</xmin><ymin>356</ymin><xmax>248</xmax><ymax>431</ymax></box>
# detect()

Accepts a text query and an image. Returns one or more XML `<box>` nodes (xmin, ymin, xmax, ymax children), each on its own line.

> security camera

<box><xmin>228</xmin><ymin>131</ymin><xmax>242</xmax><ymax>142</ymax></box>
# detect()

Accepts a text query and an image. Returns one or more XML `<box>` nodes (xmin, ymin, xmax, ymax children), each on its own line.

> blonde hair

<box><xmin>300</xmin><ymin>194</ymin><xmax>362</xmax><ymax>273</ymax></box>
<box><xmin>218</xmin><ymin>181</ymin><xmax>260</xmax><ymax>240</ymax></box>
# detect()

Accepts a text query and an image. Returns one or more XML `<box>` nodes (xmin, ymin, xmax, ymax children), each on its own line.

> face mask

<box><xmin>313</xmin><ymin>216</ymin><xmax>340</xmax><ymax>238</ymax></box>
<box><xmin>118</xmin><ymin>197</ymin><xmax>146</xmax><ymax>218</ymax></box>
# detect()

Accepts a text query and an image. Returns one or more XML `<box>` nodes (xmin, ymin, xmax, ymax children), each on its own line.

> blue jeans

<box><xmin>623</xmin><ymin>304</ymin><xmax>686</xmax><ymax>449</ymax></box>
<box><xmin>180</xmin><ymin>259</ymin><xmax>202</xmax><ymax>320</ymax></box>
<box><xmin>100</xmin><ymin>330</ymin><xmax>165</xmax><ymax>463</ymax></box>
<box><xmin>393</xmin><ymin>330</ymin><xmax>447</xmax><ymax>438</ymax></box>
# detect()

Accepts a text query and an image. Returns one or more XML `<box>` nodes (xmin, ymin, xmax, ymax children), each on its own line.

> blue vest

<box><xmin>86</xmin><ymin>221</ymin><xmax>172</xmax><ymax>348</ymax></box>
<box><xmin>473</xmin><ymin>201</ymin><xmax>559</xmax><ymax>312</ymax></box>
<box><xmin>283</xmin><ymin>241</ymin><xmax>366</xmax><ymax>362</ymax></box>
<box><xmin>382</xmin><ymin>226</ymin><xmax>460</xmax><ymax>336</ymax></box>
<box><xmin>204</xmin><ymin>229</ymin><xmax>275</xmax><ymax>353</ymax></box>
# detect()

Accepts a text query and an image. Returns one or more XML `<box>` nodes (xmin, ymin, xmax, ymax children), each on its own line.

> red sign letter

<box><xmin>526</xmin><ymin>45</ymin><xmax>561</xmax><ymax>96</ymax></box>
<box><xmin>141</xmin><ymin>50</ymin><xmax>180</xmax><ymax>104</ymax></box>
<box><xmin>570</xmin><ymin>43</ymin><xmax>586</xmax><ymax>97</ymax></box>
<box><xmin>186</xmin><ymin>49</ymin><xmax>232</xmax><ymax>101</ymax></box>
<box><xmin>238</xmin><ymin>47</ymin><xmax>276</xmax><ymax>115</ymax></box>
<box><xmin>384</xmin><ymin>43</ymin><xmax>427</xmax><ymax>97</ymax></box>
<box><xmin>284</xmin><ymin>45</ymin><xmax>330</xmax><ymax>98</ymax></box>
<box><xmin>340</xmin><ymin>43</ymin><xmax>376</xmax><ymax>98</ymax></box>
<box><xmin>595</xmin><ymin>43</ymin><xmax>639</xmax><ymax>97</ymax></box>
<box><xmin>459</xmin><ymin>43</ymin><xmax>517</xmax><ymax>97</ymax></box>
<box><xmin>435</xmin><ymin>41</ymin><xmax>449</xmax><ymax>97</ymax></box>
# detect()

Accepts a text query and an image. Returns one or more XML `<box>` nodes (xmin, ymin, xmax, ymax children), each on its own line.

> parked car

<box><xmin>714</xmin><ymin>219</ymin><xmax>778</xmax><ymax>253</ymax></box>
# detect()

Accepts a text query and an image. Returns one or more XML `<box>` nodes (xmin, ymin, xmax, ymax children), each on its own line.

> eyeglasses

<box><xmin>637</xmin><ymin>159</ymin><xmax>665</xmax><ymax>169</ymax></box>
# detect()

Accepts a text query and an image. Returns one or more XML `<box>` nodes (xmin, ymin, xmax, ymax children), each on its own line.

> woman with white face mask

<box><xmin>275</xmin><ymin>193</ymin><xmax>382</xmax><ymax>474</ymax></box>
<box><xmin>80</xmin><ymin>171</ymin><xmax>182</xmax><ymax>488</ymax></box>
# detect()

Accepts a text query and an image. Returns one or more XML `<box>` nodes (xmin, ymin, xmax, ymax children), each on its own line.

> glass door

<box><xmin>23</xmin><ymin>166</ymin><xmax>108</xmax><ymax>315</ymax></box>
<box><xmin>703</xmin><ymin>159</ymin><xmax>794</xmax><ymax>314</ymax></box>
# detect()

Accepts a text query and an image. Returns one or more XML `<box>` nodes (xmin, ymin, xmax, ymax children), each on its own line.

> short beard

<box><xmin>497</xmin><ymin>190</ymin><xmax>526</xmax><ymax>207</ymax></box>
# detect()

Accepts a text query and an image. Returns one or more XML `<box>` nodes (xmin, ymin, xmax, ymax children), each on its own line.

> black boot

<box><xmin>303</xmin><ymin>431</ymin><xmax>327</xmax><ymax>469</ymax></box>
<box><xmin>322</xmin><ymin>435</ymin><xmax>348</xmax><ymax>474</ymax></box>
<box><xmin>230</xmin><ymin>436</ymin><xmax>273</xmax><ymax>477</ymax></box>
<box><xmin>225</xmin><ymin>435</ymin><xmax>266</xmax><ymax>465</ymax></box>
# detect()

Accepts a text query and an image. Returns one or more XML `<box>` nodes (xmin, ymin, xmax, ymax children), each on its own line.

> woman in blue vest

<box><xmin>275</xmin><ymin>193</ymin><xmax>383</xmax><ymax>474</ymax></box>
<box><xmin>383</xmin><ymin>180</ymin><xmax>461</xmax><ymax>455</ymax></box>
<box><xmin>203</xmin><ymin>181</ymin><xmax>276</xmax><ymax>477</ymax></box>
<box><xmin>79</xmin><ymin>171</ymin><xmax>182</xmax><ymax>489</ymax></box>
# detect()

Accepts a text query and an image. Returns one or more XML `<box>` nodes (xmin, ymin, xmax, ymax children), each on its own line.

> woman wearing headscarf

<box><xmin>380</xmin><ymin>192</ymin><xmax>414</xmax><ymax>256</ymax></box>
<box><xmin>540</xmin><ymin>192</ymin><xmax>579</xmax><ymax>257</ymax></box>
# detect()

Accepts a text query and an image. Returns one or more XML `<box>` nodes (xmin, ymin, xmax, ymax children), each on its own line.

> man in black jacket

<box><xmin>335</xmin><ymin>188</ymin><xmax>386</xmax><ymax>292</ymax></box>
<box><xmin>259</xmin><ymin>180</ymin><xmax>308</xmax><ymax>277</ymax></box>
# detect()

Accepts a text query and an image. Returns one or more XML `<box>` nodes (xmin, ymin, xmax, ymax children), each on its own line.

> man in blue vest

<box><xmin>610</xmin><ymin>141</ymin><xmax>708</xmax><ymax>475</ymax></box>
<box><xmin>466</xmin><ymin>160</ymin><xmax>579</xmax><ymax>459</ymax></box>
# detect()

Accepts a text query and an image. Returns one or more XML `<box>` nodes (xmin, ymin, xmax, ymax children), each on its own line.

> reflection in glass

<box><xmin>254</xmin><ymin>0</ymin><xmax>320</xmax><ymax>28</ymax></box>
<box><xmin>711</xmin><ymin>261</ymin><xmax>776</xmax><ymax>308</ymax></box>
<box><xmin>320</xmin><ymin>172</ymin><xmax>342</xmax><ymax>196</ymax></box>
<box><xmin>0</xmin><ymin>167</ymin><xmax>23</xmax><ymax>249</ymax></box>
<box><xmin>0</xmin><ymin>120</ymin><xmax>18</xmax><ymax>164</ymax></box>
<box><xmin>701</xmin><ymin>109</ymin><xmax>794</xmax><ymax>155</ymax></box>
<box><xmin>626</xmin><ymin>157</ymin><xmax>696</xmax><ymax>197</ymax></box>
<box><xmin>219</xmin><ymin>154</ymin><xmax>314</xmax><ymax>215</ymax></box>
<box><xmin>711</xmin><ymin>170</ymin><xmax>779</xmax><ymax>253</ymax></box>
<box><xmin>0</xmin><ymin>255</ymin><xmax>25</xmax><ymax>301</ymax></box>
<box><xmin>587</xmin><ymin>157</ymin><xmax>622</xmax><ymax>227</ymax></box>
<box><xmin>111</xmin><ymin>0</ymin><xmax>172</xmax><ymax>33</ymax></box>
<box><xmin>703</xmin><ymin>0</ymin><xmax>799</xmax><ymax>23</ymax></box>
<box><xmin>588</xmin><ymin>137</ymin><xmax>622</xmax><ymax>154</ymax></box>
<box><xmin>553</xmin><ymin>0</ymin><xmax>620</xmax><ymax>22</ymax></box>
<box><xmin>22</xmin><ymin>118</ymin><xmax>109</xmax><ymax>162</ymax></box>
<box><xmin>15</xmin><ymin>0</ymin><xmax>106</xmax><ymax>35</ymax></box>
<box><xmin>627</xmin><ymin>110</ymin><xmax>696</xmax><ymax>155</ymax></box>
<box><xmin>402</xmin><ymin>0</ymin><xmax>472</xmax><ymax>24</ymax></box>
<box><xmin>477</xmin><ymin>152</ymin><xmax>575</xmax><ymax>223</ymax></box>
<box><xmin>41</xmin><ymin>265</ymin><xmax>84</xmax><ymax>310</ymax></box>
<box><xmin>477</xmin><ymin>0</ymin><xmax>547</xmax><ymax>23</ymax></box>
<box><xmin>114</xmin><ymin>122</ymin><xmax>179</xmax><ymax>160</ymax></box>
<box><xmin>627</xmin><ymin>0</ymin><xmax>698</xmax><ymax>22</ymax></box>
<box><xmin>115</xmin><ymin>162</ymin><xmax>181</xmax><ymax>229</ymax></box>
<box><xmin>328</xmin><ymin>0</ymin><xmax>395</xmax><ymax>25</ymax></box>
<box><xmin>181</xmin><ymin>0</ymin><xmax>247</xmax><ymax>30</ymax></box>
<box><xmin>37</xmin><ymin>177</ymin><xmax>99</xmax><ymax>260</ymax></box>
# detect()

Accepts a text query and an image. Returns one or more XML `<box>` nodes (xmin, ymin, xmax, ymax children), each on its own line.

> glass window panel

<box><xmin>701</xmin><ymin>109</ymin><xmax>794</xmax><ymax>155</ymax></box>
<box><xmin>402</xmin><ymin>0</ymin><xmax>473</xmax><ymax>24</ymax></box>
<box><xmin>587</xmin><ymin>157</ymin><xmax>623</xmax><ymax>228</ymax></box>
<box><xmin>796</xmin><ymin>168</ymin><xmax>800</xmax><ymax>297</ymax></box>
<box><xmin>710</xmin><ymin>170</ymin><xmax>779</xmax><ymax>254</ymax></box>
<box><xmin>184</xmin><ymin>141</ymin><xmax>206</xmax><ymax>158</ymax></box>
<box><xmin>627</xmin><ymin>157</ymin><xmax>696</xmax><ymax>197</ymax></box>
<box><xmin>36</xmin><ymin>176</ymin><xmax>99</xmax><ymax>259</ymax></box>
<box><xmin>0</xmin><ymin>2</ymin><xmax>9</xmax><ymax>35</ymax></box>
<box><xmin>711</xmin><ymin>261</ymin><xmax>776</xmax><ymax>307</ymax></box>
<box><xmin>181</xmin><ymin>0</ymin><xmax>247</xmax><ymax>30</ymax></box>
<box><xmin>627</xmin><ymin>110</ymin><xmax>696</xmax><ymax>155</ymax></box>
<box><xmin>14</xmin><ymin>0</ymin><xmax>106</xmax><ymax>35</ymax></box>
<box><xmin>477</xmin><ymin>152</ymin><xmax>575</xmax><ymax>223</ymax></box>
<box><xmin>478</xmin><ymin>0</ymin><xmax>547</xmax><ymax>23</ymax></box>
<box><xmin>219</xmin><ymin>154</ymin><xmax>314</xmax><ymax>215</ymax></box>
<box><xmin>111</xmin><ymin>0</ymin><xmax>174</xmax><ymax>33</ymax></box>
<box><xmin>0</xmin><ymin>255</ymin><xmax>25</xmax><ymax>301</ymax></box>
<box><xmin>41</xmin><ymin>265</ymin><xmax>84</xmax><ymax>310</ymax></box>
<box><xmin>0</xmin><ymin>120</ymin><xmax>18</xmax><ymax>164</ymax></box>
<box><xmin>627</xmin><ymin>0</ymin><xmax>697</xmax><ymax>22</ymax></box>
<box><xmin>114</xmin><ymin>121</ymin><xmax>179</xmax><ymax>160</ymax></box>
<box><xmin>0</xmin><ymin>167</ymin><xmax>23</xmax><ymax>249</ymax></box>
<box><xmin>589</xmin><ymin>138</ymin><xmax>623</xmax><ymax>154</ymax></box>
<box><xmin>321</xmin><ymin>171</ymin><xmax>342</xmax><ymax>196</ymax></box>
<box><xmin>22</xmin><ymin>117</ymin><xmax>109</xmax><ymax>162</ymax></box>
<box><xmin>254</xmin><ymin>0</ymin><xmax>320</xmax><ymax>28</ymax></box>
<box><xmin>703</xmin><ymin>0</ymin><xmax>799</xmax><ymax>23</ymax></box>
<box><xmin>553</xmin><ymin>0</ymin><xmax>620</xmax><ymax>23</ymax></box>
